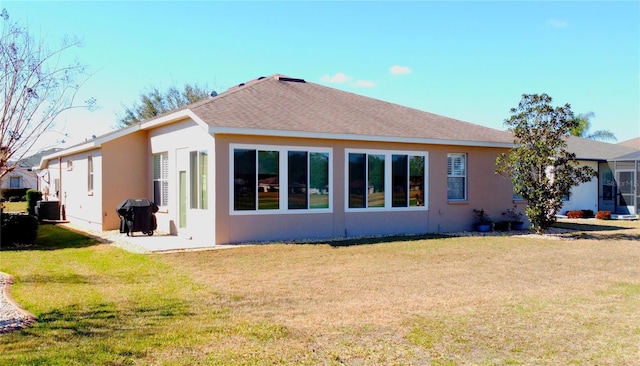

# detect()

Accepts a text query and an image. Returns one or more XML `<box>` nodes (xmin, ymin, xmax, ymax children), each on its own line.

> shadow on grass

<box><xmin>552</xmin><ymin>222</ymin><xmax>628</xmax><ymax>232</ymax></box>
<box><xmin>2</xmin><ymin>300</ymin><xmax>193</xmax><ymax>364</ymax></box>
<box><xmin>564</xmin><ymin>232</ymin><xmax>640</xmax><ymax>241</ymax></box>
<box><xmin>0</xmin><ymin>223</ymin><xmax>103</xmax><ymax>251</ymax></box>
<box><xmin>302</xmin><ymin>233</ymin><xmax>450</xmax><ymax>247</ymax></box>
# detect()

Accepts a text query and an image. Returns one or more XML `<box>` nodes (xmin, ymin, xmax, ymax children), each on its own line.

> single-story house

<box><xmin>35</xmin><ymin>74</ymin><xmax>523</xmax><ymax>244</ymax></box>
<box><xmin>563</xmin><ymin>136</ymin><xmax>639</xmax><ymax>217</ymax></box>
<box><xmin>1</xmin><ymin>163</ymin><xmax>36</xmax><ymax>192</ymax></box>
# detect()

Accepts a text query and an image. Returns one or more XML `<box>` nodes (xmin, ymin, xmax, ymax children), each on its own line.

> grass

<box><xmin>2</xmin><ymin>201</ymin><xmax>28</xmax><ymax>213</ymax></box>
<box><xmin>1</xmin><ymin>220</ymin><xmax>639</xmax><ymax>364</ymax></box>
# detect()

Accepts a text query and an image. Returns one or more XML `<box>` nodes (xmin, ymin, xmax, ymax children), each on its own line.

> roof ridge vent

<box><xmin>276</xmin><ymin>76</ymin><xmax>306</xmax><ymax>83</ymax></box>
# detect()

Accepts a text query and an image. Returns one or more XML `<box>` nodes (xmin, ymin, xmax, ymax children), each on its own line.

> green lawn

<box><xmin>1</xmin><ymin>221</ymin><xmax>639</xmax><ymax>365</ymax></box>
<box><xmin>2</xmin><ymin>201</ymin><xmax>28</xmax><ymax>213</ymax></box>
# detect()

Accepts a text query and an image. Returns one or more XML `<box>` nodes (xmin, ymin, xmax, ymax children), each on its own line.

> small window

<box><xmin>190</xmin><ymin>150</ymin><xmax>208</xmax><ymax>210</ymax></box>
<box><xmin>9</xmin><ymin>176</ymin><xmax>20</xmax><ymax>188</ymax></box>
<box><xmin>87</xmin><ymin>156</ymin><xmax>94</xmax><ymax>193</ymax></box>
<box><xmin>66</xmin><ymin>160</ymin><xmax>73</xmax><ymax>171</ymax></box>
<box><xmin>447</xmin><ymin>153</ymin><xmax>467</xmax><ymax>200</ymax></box>
<box><xmin>153</xmin><ymin>152</ymin><xmax>169</xmax><ymax>207</ymax></box>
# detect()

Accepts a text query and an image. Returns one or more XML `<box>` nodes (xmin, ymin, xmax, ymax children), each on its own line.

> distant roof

<box><xmin>188</xmin><ymin>74</ymin><xmax>514</xmax><ymax>146</ymax></box>
<box><xmin>618</xmin><ymin>137</ymin><xmax>640</xmax><ymax>149</ymax></box>
<box><xmin>611</xmin><ymin>149</ymin><xmax>640</xmax><ymax>161</ymax></box>
<box><xmin>566</xmin><ymin>136</ymin><xmax>639</xmax><ymax>161</ymax></box>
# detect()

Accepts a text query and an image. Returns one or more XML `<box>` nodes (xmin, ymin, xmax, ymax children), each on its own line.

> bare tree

<box><xmin>0</xmin><ymin>8</ymin><xmax>94</xmax><ymax>181</ymax></box>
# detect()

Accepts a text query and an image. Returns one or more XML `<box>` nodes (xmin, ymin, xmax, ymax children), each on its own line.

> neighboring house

<box><xmin>563</xmin><ymin>136</ymin><xmax>639</xmax><ymax>217</ymax></box>
<box><xmin>608</xmin><ymin>149</ymin><xmax>640</xmax><ymax>216</ymax></box>
<box><xmin>0</xmin><ymin>163</ymin><xmax>37</xmax><ymax>191</ymax></box>
<box><xmin>35</xmin><ymin>74</ymin><xmax>521</xmax><ymax>245</ymax></box>
<box><xmin>1</xmin><ymin>148</ymin><xmax>62</xmax><ymax>195</ymax></box>
<box><xmin>618</xmin><ymin>137</ymin><xmax>640</xmax><ymax>150</ymax></box>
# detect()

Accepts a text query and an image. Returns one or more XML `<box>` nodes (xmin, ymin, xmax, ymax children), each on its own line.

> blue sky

<box><xmin>4</xmin><ymin>1</ymin><xmax>639</xmax><ymax>151</ymax></box>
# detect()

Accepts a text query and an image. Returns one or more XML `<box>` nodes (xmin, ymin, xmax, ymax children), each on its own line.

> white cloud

<box><xmin>320</xmin><ymin>72</ymin><xmax>353</xmax><ymax>84</ymax></box>
<box><xmin>319</xmin><ymin>73</ymin><xmax>376</xmax><ymax>88</ymax></box>
<box><xmin>353</xmin><ymin>80</ymin><xmax>376</xmax><ymax>88</ymax></box>
<box><xmin>547</xmin><ymin>19</ymin><xmax>568</xmax><ymax>28</ymax></box>
<box><xmin>390</xmin><ymin>65</ymin><xmax>412</xmax><ymax>75</ymax></box>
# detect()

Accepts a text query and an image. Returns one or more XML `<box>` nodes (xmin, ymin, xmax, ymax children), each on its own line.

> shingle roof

<box><xmin>188</xmin><ymin>74</ymin><xmax>513</xmax><ymax>145</ymax></box>
<box><xmin>611</xmin><ymin>150</ymin><xmax>640</xmax><ymax>161</ymax></box>
<box><xmin>618</xmin><ymin>137</ymin><xmax>640</xmax><ymax>149</ymax></box>
<box><xmin>565</xmin><ymin>136</ymin><xmax>639</xmax><ymax>160</ymax></box>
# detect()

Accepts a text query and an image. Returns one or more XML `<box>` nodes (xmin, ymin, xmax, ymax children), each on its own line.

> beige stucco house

<box><xmin>35</xmin><ymin>74</ymin><xmax>522</xmax><ymax>244</ymax></box>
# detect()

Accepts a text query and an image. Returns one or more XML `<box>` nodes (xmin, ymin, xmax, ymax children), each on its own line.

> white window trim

<box><xmin>447</xmin><ymin>153</ymin><xmax>467</xmax><ymax>201</ymax></box>
<box><xmin>87</xmin><ymin>156</ymin><xmax>94</xmax><ymax>195</ymax></box>
<box><xmin>230</xmin><ymin>144</ymin><xmax>333</xmax><ymax>215</ymax></box>
<box><xmin>153</xmin><ymin>152</ymin><xmax>169</xmax><ymax>208</ymax></box>
<box><xmin>345</xmin><ymin>148</ymin><xmax>429</xmax><ymax>212</ymax></box>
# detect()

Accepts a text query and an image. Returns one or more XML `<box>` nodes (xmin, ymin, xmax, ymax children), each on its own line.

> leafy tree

<box><xmin>0</xmin><ymin>9</ymin><xmax>94</xmax><ymax>181</ymax></box>
<box><xmin>117</xmin><ymin>83</ymin><xmax>211</xmax><ymax>127</ymax></box>
<box><xmin>496</xmin><ymin>94</ymin><xmax>597</xmax><ymax>234</ymax></box>
<box><xmin>570</xmin><ymin>111</ymin><xmax>616</xmax><ymax>141</ymax></box>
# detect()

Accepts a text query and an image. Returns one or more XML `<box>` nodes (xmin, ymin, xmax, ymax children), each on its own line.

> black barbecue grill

<box><xmin>116</xmin><ymin>198</ymin><xmax>158</xmax><ymax>236</ymax></box>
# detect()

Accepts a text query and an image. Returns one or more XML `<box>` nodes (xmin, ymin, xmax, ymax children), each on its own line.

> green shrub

<box><xmin>26</xmin><ymin>189</ymin><xmax>43</xmax><ymax>216</ymax></box>
<box><xmin>1</xmin><ymin>188</ymin><xmax>28</xmax><ymax>201</ymax></box>
<box><xmin>8</xmin><ymin>196</ymin><xmax>21</xmax><ymax>202</ymax></box>
<box><xmin>1</xmin><ymin>213</ymin><xmax>38</xmax><ymax>246</ymax></box>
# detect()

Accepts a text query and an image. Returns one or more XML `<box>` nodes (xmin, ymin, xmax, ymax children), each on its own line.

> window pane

<box><xmin>367</xmin><ymin>154</ymin><xmax>385</xmax><ymax>207</ymax></box>
<box><xmin>309</xmin><ymin>152</ymin><xmax>329</xmax><ymax>209</ymax></box>
<box><xmin>348</xmin><ymin>153</ymin><xmax>366</xmax><ymax>208</ymax></box>
<box><xmin>258</xmin><ymin>150</ymin><xmax>279</xmax><ymax>210</ymax></box>
<box><xmin>9</xmin><ymin>177</ymin><xmax>20</xmax><ymax>188</ymax></box>
<box><xmin>190</xmin><ymin>151</ymin><xmax>197</xmax><ymax>209</ymax></box>
<box><xmin>199</xmin><ymin>151</ymin><xmax>208</xmax><ymax>209</ymax></box>
<box><xmin>392</xmin><ymin>155</ymin><xmax>408</xmax><ymax>207</ymax></box>
<box><xmin>409</xmin><ymin>156</ymin><xmax>424</xmax><ymax>207</ymax></box>
<box><xmin>447</xmin><ymin>177</ymin><xmax>466</xmax><ymax>200</ymax></box>
<box><xmin>288</xmin><ymin>151</ymin><xmax>308</xmax><ymax>209</ymax></box>
<box><xmin>154</xmin><ymin>181</ymin><xmax>161</xmax><ymax>205</ymax></box>
<box><xmin>447</xmin><ymin>153</ymin><xmax>466</xmax><ymax>200</ymax></box>
<box><xmin>234</xmin><ymin>149</ymin><xmax>256</xmax><ymax>210</ymax></box>
<box><xmin>153</xmin><ymin>154</ymin><xmax>161</xmax><ymax>179</ymax></box>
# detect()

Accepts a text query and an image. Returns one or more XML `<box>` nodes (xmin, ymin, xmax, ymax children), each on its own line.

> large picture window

<box><xmin>347</xmin><ymin>150</ymin><xmax>426</xmax><ymax>210</ymax></box>
<box><xmin>447</xmin><ymin>153</ymin><xmax>466</xmax><ymax>200</ymax></box>
<box><xmin>153</xmin><ymin>152</ymin><xmax>169</xmax><ymax>207</ymax></box>
<box><xmin>232</xmin><ymin>145</ymin><xmax>331</xmax><ymax>213</ymax></box>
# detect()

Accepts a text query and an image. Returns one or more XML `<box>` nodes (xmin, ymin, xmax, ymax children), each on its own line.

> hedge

<box><xmin>595</xmin><ymin>211</ymin><xmax>611</xmax><ymax>220</ymax></box>
<box><xmin>1</xmin><ymin>213</ymin><xmax>38</xmax><ymax>246</ymax></box>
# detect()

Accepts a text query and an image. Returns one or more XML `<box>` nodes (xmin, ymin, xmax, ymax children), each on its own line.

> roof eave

<box><xmin>35</xmin><ymin>109</ymin><xmax>208</xmax><ymax>169</ymax></box>
<box><xmin>208</xmin><ymin>127</ymin><xmax>514</xmax><ymax>148</ymax></box>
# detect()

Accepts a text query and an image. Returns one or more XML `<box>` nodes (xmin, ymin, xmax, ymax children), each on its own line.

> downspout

<box><xmin>59</xmin><ymin>156</ymin><xmax>65</xmax><ymax>220</ymax></box>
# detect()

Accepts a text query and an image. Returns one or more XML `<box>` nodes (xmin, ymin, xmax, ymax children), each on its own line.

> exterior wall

<box><xmin>560</xmin><ymin>160</ymin><xmax>599</xmax><ymax>214</ymax></box>
<box><xmin>214</xmin><ymin>134</ymin><xmax>515</xmax><ymax>244</ymax></box>
<box><xmin>50</xmin><ymin>149</ymin><xmax>104</xmax><ymax>231</ymax></box>
<box><xmin>101</xmin><ymin>131</ymin><xmax>149</xmax><ymax>230</ymax></box>
<box><xmin>148</xmin><ymin>119</ymin><xmax>215</xmax><ymax>242</ymax></box>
